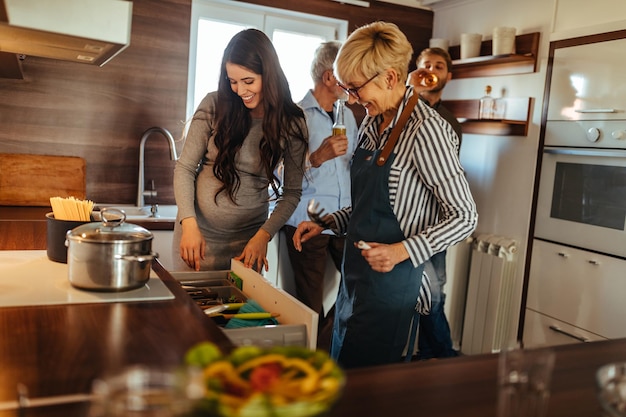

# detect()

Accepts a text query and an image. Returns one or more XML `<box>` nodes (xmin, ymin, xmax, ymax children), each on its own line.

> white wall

<box><xmin>430</xmin><ymin>0</ymin><xmax>626</xmax><ymax>348</ymax></box>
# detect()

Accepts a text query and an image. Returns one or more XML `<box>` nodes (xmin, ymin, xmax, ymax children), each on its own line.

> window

<box><xmin>187</xmin><ymin>0</ymin><xmax>348</xmax><ymax>118</ymax></box>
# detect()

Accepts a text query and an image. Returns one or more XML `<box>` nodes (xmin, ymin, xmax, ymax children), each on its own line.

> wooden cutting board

<box><xmin>0</xmin><ymin>153</ymin><xmax>86</xmax><ymax>206</ymax></box>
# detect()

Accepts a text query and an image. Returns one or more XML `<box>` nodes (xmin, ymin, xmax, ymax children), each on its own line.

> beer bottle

<box><xmin>332</xmin><ymin>99</ymin><xmax>347</xmax><ymax>136</ymax></box>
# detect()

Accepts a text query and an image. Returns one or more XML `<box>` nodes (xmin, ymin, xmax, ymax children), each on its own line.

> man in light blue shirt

<box><xmin>282</xmin><ymin>41</ymin><xmax>358</xmax><ymax>351</ymax></box>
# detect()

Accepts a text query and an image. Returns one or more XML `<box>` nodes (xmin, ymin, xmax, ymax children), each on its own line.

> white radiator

<box><xmin>461</xmin><ymin>234</ymin><xmax>518</xmax><ymax>355</ymax></box>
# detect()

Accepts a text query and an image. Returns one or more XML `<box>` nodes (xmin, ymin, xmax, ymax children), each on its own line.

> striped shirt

<box><xmin>331</xmin><ymin>87</ymin><xmax>478</xmax><ymax>268</ymax></box>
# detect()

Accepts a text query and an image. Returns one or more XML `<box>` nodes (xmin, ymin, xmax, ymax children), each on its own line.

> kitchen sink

<box><xmin>93</xmin><ymin>204</ymin><xmax>178</xmax><ymax>221</ymax></box>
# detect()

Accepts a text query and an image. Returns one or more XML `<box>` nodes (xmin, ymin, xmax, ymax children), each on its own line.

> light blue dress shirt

<box><xmin>284</xmin><ymin>90</ymin><xmax>358</xmax><ymax>233</ymax></box>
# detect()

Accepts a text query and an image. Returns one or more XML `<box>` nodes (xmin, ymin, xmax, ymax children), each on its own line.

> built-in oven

<box><xmin>533</xmin><ymin>30</ymin><xmax>626</xmax><ymax>260</ymax></box>
<box><xmin>535</xmin><ymin>120</ymin><xmax>626</xmax><ymax>258</ymax></box>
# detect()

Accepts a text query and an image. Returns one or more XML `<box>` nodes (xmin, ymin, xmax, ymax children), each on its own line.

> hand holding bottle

<box><xmin>309</xmin><ymin>134</ymin><xmax>348</xmax><ymax>168</ymax></box>
<box><xmin>309</xmin><ymin>98</ymin><xmax>349</xmax><ymax>168</ymax></box>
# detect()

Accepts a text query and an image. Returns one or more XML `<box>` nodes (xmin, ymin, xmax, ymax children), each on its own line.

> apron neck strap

<box><xmin>376</xmin><ymin>92</ymin><xmax>420</xmax><ymax>166</ymax></box>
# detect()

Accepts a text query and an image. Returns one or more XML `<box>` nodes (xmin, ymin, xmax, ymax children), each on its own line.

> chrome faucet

<box><xmin>137</xmin><ymin>126</ymin><xmax>179</xmax><ymax>207</ymax></box>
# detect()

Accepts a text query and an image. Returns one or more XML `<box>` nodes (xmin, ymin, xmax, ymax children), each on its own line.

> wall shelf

<box><xmin>442</xmin><ymin>97</ymin><xmax>532</xmax><ymax>136</ymax></box>
<box><xmin>448</xmin><ymin>32</ymin><xmax>541</xmax><ymax>79</ymax></box>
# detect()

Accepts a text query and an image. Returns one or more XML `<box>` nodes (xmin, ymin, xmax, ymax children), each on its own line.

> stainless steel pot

<box><xmin>66</xmin><ymin>208</ymin><xmax>157</xmax><ymax>291</ymax></box>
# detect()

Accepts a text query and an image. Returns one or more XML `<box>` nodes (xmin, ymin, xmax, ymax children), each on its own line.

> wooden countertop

<box><xmin>0</xmin><ymin>258</ymin><xmax>233</xmax><ymax>417</ymax></box>
<box><xmin>0</xmin><ymin>206</ymin><xmax>49</xmax><ymax>250</ymax></box>
<box><xmin>328</xmin><ymin>339</ymin><xmax>625</xmax><ymax>417</ymax></box>
<box><xmin>0</xmin><ymin>250</ymin><xmax>624</xmax><ymax>416</ymax></box>
<box><xmin>0</xmin><ymin>206</ymin><xmax>174</xmax><ymax>250</ymax></box>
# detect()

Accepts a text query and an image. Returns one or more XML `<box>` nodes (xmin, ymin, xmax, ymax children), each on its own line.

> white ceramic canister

<box><xmin>493</xmin><ymin>26</ymin><xmax>516</xmax><ymax>55</ymax></box>
<box><xmin>429</xmin><ymin>38</ymin><xmax>449</xmax><ymax>51</ymax></box>
<box><xmin>460</xmin><ymin>33</ymin><xmax>482</xmax><ymax>59</ymax></box>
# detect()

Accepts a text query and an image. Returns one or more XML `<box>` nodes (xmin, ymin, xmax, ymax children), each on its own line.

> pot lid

<box><xmin>67</xmin><ymin>208</ymin><xmax>153</xmax><ymax>243</ymax></box>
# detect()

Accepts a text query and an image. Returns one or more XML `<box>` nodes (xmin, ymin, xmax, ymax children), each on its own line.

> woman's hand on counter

<box><xmin>234</xmin><ymin>229</ymin><xmax>270</xmax><ymax>272</ymax></box>
<box><xmin>180</xmin><ymin>217</ymin><xmax>206</xmax><ymax>271</ymax></box>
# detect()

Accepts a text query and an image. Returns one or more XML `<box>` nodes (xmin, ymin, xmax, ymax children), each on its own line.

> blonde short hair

<box><xmin>334</xmin><ymin>21</ymin><xmax>413</xmax><ymax>86</ymax></box>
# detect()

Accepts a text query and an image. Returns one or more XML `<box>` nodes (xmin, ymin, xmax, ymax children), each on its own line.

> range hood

<box><xmin>0</xmin><ymin>0</ymin><xmax>132</xmax><ymax>68</ymax></box>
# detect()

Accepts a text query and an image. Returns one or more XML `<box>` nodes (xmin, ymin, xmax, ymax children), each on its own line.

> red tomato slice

<box><xmin>249</xmin><ymin>362</ymin><xmax>282</xmax><ymax>392</ymax></box>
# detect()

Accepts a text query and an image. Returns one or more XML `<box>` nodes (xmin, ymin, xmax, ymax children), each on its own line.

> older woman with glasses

<box><xmin>293</xmin><ymin>21</ymin><xmax>478</xmax><ymax>368</ymax></box>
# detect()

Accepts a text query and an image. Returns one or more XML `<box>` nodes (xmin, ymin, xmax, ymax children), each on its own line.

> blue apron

<box><xmin>331</xmin><ymin>146</ymin><xmax>425</xmax><ymax>368</ymax></box>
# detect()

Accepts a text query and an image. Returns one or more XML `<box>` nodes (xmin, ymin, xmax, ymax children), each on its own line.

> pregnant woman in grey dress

<box><xmin>173</xmin><ymin>29</ymin><xmax>308</xmax><ymax>272</ymax></box>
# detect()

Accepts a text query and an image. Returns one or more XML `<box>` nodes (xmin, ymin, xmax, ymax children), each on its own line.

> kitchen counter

<box><xmin>0</xmin><ymin>250</ymin><xmax>623</xmax><ymax>416</ymax></box>
<box><xmin>0</xmin><ymin>250</ymin><xmax>232</xmax><ymax>417</ymax></box>
<box><xmin>0</xmin><ymin>206</ymin><xmax>175</xmax><ymax>251</ymax></box>
<box><xmin>0</xmin><ymin>207</ymin><xmax>49</xmax><ymax>250</ymax></box>
<box><xmin>0</xmin><ymin>252</ymin><xmax>175</xmax><ymax>308</ymax></box>
<box><xmin>329</xmin><ymin>341</ymin><xmax>623</xmax><ymax>417</ymax></box>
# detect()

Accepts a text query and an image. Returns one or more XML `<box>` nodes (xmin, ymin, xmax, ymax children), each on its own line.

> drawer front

<box><xmin>169</xmin><ymin>263</ymin><xmax>318</xmax><ymax>350</ymax></box>
<box><xmin>224</xmin><ymin>325</ymin><xmax>308</xmax><ymax>347</ymax></box>
<box><xmin>231</xmin><ymin>260</ymin><xmax>318</xmax><ymax>350</ymax></box>
<box><xmin>527</xmin><ymin>240</ymin><xmax>626</xmax><ymax>338</ymax></box>
<box><xmin>522</xmin><ymin>308</ymin><xmax>607</xmax><ymax>348</ymax></box>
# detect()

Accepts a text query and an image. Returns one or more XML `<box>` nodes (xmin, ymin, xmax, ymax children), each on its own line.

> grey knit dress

<box><xmin>172</xmin><ymin>92</ymin><xmax>306</xmax><ymax>271</ymax></box>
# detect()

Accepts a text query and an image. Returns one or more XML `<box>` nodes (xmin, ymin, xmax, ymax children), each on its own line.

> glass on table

<box><xmin>89</xmin><ymin>365</ymin><xmax>203</xmax><ymax>417</ymax></box>
<box><xmin>497</xmin><ymin>347</ymin><xmax>556</xmax><ymax>417</ymax></box>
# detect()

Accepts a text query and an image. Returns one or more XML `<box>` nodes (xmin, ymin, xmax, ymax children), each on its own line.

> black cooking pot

<box><xmin>46</xmin><ymin>213</ymin><xmax>90</xmax><ymax>263</ymax></box>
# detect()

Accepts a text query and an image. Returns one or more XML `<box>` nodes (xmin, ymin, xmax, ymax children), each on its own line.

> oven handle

<box><xmin>574</xmin><ymin>108</ymin><xmax>617</xmax><ymax>113</ymax></box>
<box><xmin>544</xmin><ymin>147</ymin><xmax>626</xmax><ymax>158</ymax></box>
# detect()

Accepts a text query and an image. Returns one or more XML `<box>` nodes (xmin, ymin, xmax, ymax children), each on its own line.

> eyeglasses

<box><xmin>336</xmin><ymin>73</ymin><xmax>380</xmax><ymax>100</ymax></box>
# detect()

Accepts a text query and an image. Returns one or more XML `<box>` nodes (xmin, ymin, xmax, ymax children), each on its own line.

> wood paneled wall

<box><xmin>0</xmin><ymin>0</ymin><xmax>191</xmax><ymax>206</ymax></box>
<box><xmin>0</xmin><ymin>0</ymin><xmax>432</xmax><ymax>206</ymax></box>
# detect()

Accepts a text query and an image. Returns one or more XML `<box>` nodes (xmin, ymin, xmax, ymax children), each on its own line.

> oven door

<box><xmin>535</xmin><ymin>147</ymin><xmax>626</xmax><ymax>258</ymax></box>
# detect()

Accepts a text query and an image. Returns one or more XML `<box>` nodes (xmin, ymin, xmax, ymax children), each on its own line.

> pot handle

<box><xmin>101</xmin><ymin>207</ymin><xmax>126</xmax><ymax>227</ymax></box>
<box><xmin>114</xmin><ymin>252</ymin><xmax>159</xmax><ymax>263</ymax></box>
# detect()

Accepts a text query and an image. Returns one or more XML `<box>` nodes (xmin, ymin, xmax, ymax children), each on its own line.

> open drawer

<box><xmin>170</xmin><ymin>260</ymin><xmax>318</xmax><ymax>350</ymax></box>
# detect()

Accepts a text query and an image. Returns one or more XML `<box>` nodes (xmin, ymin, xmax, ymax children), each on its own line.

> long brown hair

<box><xmin>213</xmin><ymin>29</ymin><xmax>307</xmax><ymax>203</ymax></box>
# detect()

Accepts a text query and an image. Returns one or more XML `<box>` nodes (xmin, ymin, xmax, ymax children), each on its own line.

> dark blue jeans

<box><xmin>418</xmin><ymin>250</ymin><xmax>458</xmax><ymax>359</ymax></box>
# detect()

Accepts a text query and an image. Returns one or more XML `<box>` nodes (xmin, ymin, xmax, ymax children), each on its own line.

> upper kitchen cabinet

<box><xmin>448</xmin><ymin>32</ymin><xmax>541</xmax><ymax>79</ymax></box>
<box><xmin>551</xmin><ymin>0</ymin><xmax>626</xmax><ymax>39</ymax></box>
<box><xmin>547</xmin><ymin>30</ymin><xmax>626</xmax><ymax>122</ymax></box>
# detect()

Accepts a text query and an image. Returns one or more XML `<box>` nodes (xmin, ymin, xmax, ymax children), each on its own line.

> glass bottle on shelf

<box><xmin>479</xmin><ymin>85</ymin><xmax>494</xmax><ymax>119</ymax></box>
<box><xmin>333</xmin><ymin>99</ymin><xmax>347</xmax><ymax>136</ymax></box>
<box><xmin>493</xmin><ymin>87</ymin><xmax>507</xmax><ymax>119</ymax></box>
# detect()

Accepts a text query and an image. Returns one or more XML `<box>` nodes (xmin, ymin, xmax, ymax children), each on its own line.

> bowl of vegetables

<box><xmin>184</xmin><ymin>342</ymin><xmax>345</xmax><ymax>417</ymax></box>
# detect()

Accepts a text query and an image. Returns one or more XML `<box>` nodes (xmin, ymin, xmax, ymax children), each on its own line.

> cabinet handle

<box><xmin>587</xmin><ymin>259</ymin><xmax>600</xmax><ymax>265</ymax></box>
<box><xmin>557</xmin><ymin>252</ymin><xmax>569</xmax><ymax>258</ymax></box>
<box><xmin>548</xmin><ymin>325</ymin><xmax>589</xmax><ymax>343</ymax></box>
